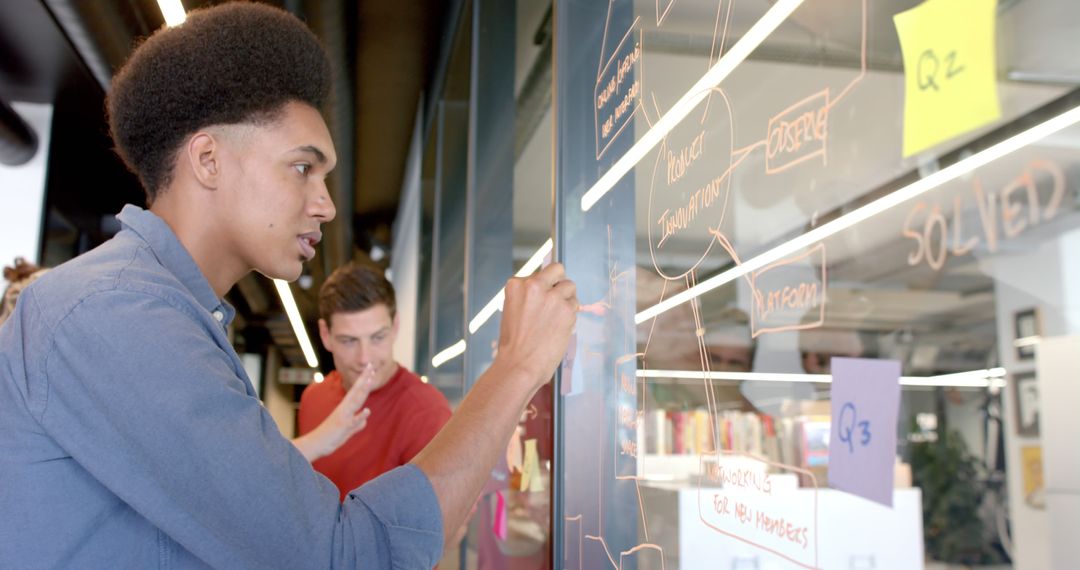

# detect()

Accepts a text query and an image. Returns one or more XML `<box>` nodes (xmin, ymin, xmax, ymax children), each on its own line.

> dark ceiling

<box><xmin>0</xmin><ymin>0</ymin><xmax>453</xmax><ymax>366</ymax></box>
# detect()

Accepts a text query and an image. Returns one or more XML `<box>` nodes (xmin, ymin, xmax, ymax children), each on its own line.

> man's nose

<box><xmin>355</xmin><ymin>342</ymin><xmax>371</xmax><ymax>363</ymax></box>
<box><xmin>309</xmin><ymin>179</ymin><xmax>336</xmax><ymax>223</ymax></box>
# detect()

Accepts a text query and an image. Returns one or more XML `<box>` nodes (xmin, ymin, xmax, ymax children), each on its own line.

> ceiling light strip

<box><xmin>516</xmin><ymin>239</ymin><xmax>554</xmax><ymax>278</ymax></box>
<box><xmin>580</xmin><ymin>0</ymin><xmax>806</xmax><ymax>212</ymax></box>
<box><xmin>468</xmin><ymin>239</ymin><xmax>553</xmax><ymax>334</ymax></box>
<box><xmin>638</xmin><ymin>369</ymin><xmax>831</xmax><ymax>383</ymax></box>
<box><xmin>468</xmin><ymin>292</ymin><xmax>505</xmax><ymax>335</ymax></box>
<box><xmin>431</xmin><ymin>339</ymin><xmax>467</xmax><ymax>368</ymax></box>
<box><xmin>635</xmin><ymin>103</ymin><xmax>1080</xmax><ymax>324</ymax></box>
<box><xmin>273</xmin><ymin>279</ymin><xmax>320</xmax><ymax>369</ymax></box>
<box><xmin>636</xmin><ymin>368</ymin><xmax>1007</xmax><ymax>388</ymax></box>
<box><xmin>157</xmin><ymin>0</ymin><xmax>187</xmax><ymax>27</ymax></box>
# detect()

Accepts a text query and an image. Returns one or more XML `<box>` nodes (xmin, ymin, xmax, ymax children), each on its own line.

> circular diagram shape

<box><xmin>648</xmin><ymin>87</ymin><xmax>735</xmax><ymax>280</ymax></box>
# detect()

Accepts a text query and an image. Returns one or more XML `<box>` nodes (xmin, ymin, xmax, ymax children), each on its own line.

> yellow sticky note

<box><xmin>894</xmin><ymin>0</ymin><xmax>1000</xmax><ymax>157</ymax></box>
<box><xmin>520</xmin><ymin>438</ymin><xmax>544</xmax><ymax>493</ymax></box>
<box><xmin>519</xmin><ymin>439</ymin><xmax>533</xmax><ymax>491</ymax></box>
<box><xmin>527</xmin><ymin>444</ymin><xmax>545</xmax><ymax>493</ymax></box>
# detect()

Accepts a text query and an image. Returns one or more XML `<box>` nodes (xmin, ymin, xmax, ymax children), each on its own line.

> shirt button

<box><xmin>212</xmin><ymin>310</ymin><xmax>224</xmax><ymax>322</ymax></box>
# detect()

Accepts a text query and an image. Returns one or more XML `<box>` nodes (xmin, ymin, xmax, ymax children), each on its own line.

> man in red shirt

<box><xmin>299</xmin><ymin>262</ymin><xmax>452</xmax><ymax>500</ymax></box>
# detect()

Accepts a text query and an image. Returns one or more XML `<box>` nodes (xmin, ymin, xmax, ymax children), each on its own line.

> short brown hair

<box><xmin>319</xmin><ymin>262</ymin><xmax>397</xmax><ymax>324</ymax></box>
<box><xmin>1</xmin><ymin>258</ymin><xmax>48</xmax><ymax>326</ymax></box>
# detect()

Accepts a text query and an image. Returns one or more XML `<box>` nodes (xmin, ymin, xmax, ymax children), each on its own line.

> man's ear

<box><xmin>185</xmin><ymin>132</ymin><xmax>221</xmax><ymax>189</ymax></box>
<box><xmin>318</xmin><ymin>318</ymin><xmax>332</xmax><ymax>350</ymax></box>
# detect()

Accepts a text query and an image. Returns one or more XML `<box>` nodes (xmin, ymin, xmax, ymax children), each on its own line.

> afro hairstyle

<box><xmin>106</xmin><ymin>2</ymin><xmax>331</xmax><ymax>202</ymax></box>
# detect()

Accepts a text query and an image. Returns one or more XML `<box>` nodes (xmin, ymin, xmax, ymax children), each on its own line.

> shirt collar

<box><xmin>116</xmin><ymin>205</ymin><xmax>236</xmax><ymax>326</ymax></box>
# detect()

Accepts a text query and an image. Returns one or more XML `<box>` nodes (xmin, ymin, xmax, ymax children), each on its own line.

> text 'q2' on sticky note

<box><xmin>894</xmin><ymin>0</ymin><xmax>1001</xmax><ymax>158</ymax></box>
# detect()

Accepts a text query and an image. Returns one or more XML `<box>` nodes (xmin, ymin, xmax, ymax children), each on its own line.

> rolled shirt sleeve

<box><xmin>36</xmin><ymin>288</ymin><xmax>443</xmax><ymax>569</ymax></box>
<box><xmin>347</xmin><ymin>466</ymin><xmax>444</xmax><ymax>568</ymax></box>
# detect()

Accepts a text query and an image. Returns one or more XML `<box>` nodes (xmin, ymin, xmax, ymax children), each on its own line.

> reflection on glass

<box><xmin>555</xmin><ymin>0</ymin><xmax>1080</xmax><ymax>568</ymax></box>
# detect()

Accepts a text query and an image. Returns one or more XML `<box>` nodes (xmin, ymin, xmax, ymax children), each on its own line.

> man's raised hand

<box><xmin>292</xmin><ymin>365</ymin><xmax>373</xmax><ymax>462</ymax></box>
<box><xmin>496</xmin><ymin>262</ymin><xmax>578</xmax><ymax>393</ymax></box>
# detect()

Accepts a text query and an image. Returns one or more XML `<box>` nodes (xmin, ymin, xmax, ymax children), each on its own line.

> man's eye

<box><xmin>294</xmin><ymin>163</ymin><xmax>311</xmax><ymax>175</ymax></box>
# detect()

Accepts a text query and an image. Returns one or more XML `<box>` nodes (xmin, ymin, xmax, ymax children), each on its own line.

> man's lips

<box><xmin>298</xmin><ymin>231</ymin><xmax>321</xmax><ymax>260</ymax></box>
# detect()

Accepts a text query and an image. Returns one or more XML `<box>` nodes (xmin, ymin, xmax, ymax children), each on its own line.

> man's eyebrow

<box><xmin>294</xmin><ymin>145</ymin><xmax>328</xmax><ymax>164</ymax></box>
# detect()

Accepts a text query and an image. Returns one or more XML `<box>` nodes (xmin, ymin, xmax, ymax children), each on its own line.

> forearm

<box><xmin>412</xmin><ymin>263</ymin><xmax>577</xmax><ymax>544</ymax></box>
<box><xmin>291</xmin><ymin>432</ymin><xmax>328</xmax><ymax>462</ymax></box>
<box><xmin>411</xmin><ymin>360</ymin><xmax>538</xmax><ymax>543</ymax></box>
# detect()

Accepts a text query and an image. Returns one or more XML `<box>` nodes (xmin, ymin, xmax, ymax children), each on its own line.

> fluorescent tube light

<box><xmin>273</xmin><ymin>279</ymin><xmax>320</xmax><ymax>369</ymax></box>
<box><xmin>637</xmin><ymin>368</ymin><xmax>1007</xmax><ymax>388</ymax></box>
<box><xmin>635</xmin><ymin>103</ymin><xmax>1080</xmax><ymax>324</ymax></box>
<box><xmin>580</xmin><ymin>0</ymin><xmax>806</xmax><ymax>212</ymax></box>
<box><xmin>638</xmin><ymin>369</ymin><xmax>830</xmax><ymax>383</ymax></box>
<box><xmin>516</xmin><ymin>238</ymin><xmax>554</xmax><ymax>278</ymax></box>
<box><xmin>468</xmin><ymin>239</ymin><xmax>553</xmax><ymax>334</ymax></box>
<box><xmin>431</xmin><ymin>339</ymin><xmax>467</xmax><ymax>368</ymax></box>
<box><xmin>468</xmin><ymin>292</ymin><xmax>505</xmax><ymax>335</ymax></box>
<box><xmin>157</xmin><ymin>0</ymin><xmax>187</xmax><ymax>27</ymax></box>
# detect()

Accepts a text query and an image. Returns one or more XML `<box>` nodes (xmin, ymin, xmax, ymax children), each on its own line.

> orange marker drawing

<box><xmin>656</xmin><ymin>0</ymin><xmax>676</xmax><ymax>26</ymax></box>
<box><xmin>564</xmin><ymin>515</ymin><xmax>583</xmax><ymax>570</ymax></box>
<box><xmin>697</xmin><ymin>451</ymin><xmax>821</xmax><ymax>569</ymax></box>
<box><xmin>595</xmin><ymin>17</ymin><xmax>644</xmax><ymax>160</ymax></box>
<box><xmin>765</xmin><ymin>89</ymin><xmax>830</xmax><ymax>174</ymax></box>
<box><xmin>749</xmin><ymin>243</ymin><xmax>827</xmax><ymax>338</ymax></box>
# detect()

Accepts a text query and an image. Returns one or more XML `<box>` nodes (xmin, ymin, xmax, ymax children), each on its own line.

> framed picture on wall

<box><xmin>1013</xmin><ymin>308</ymin><xmax>1041</xmax><ymax>360</ymax></box>
<box><xmin>1013</xmin><ymin>371</ymin><xmax>1040</xmax><ymax>437</ymax></box>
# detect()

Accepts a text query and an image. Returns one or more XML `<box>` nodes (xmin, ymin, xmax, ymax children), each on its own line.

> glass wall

<box><xmin>416</xmin><ymin>0</ymin><xmax>1080</xmax><ymax>568</ymax></box>
<box><xmin>417</xmin><ymin>1</ymin><xmax>558</xmax><ymax>567</ymax></box>
<box><xmin>552</xmin><ymin>0</ymin><xmax>1080</xmax><ymax>569</ymax></box>
<box><xmin>423</xmin><ymin>3</ymin><xmax>471</xmax><ymax>400</ymax></box>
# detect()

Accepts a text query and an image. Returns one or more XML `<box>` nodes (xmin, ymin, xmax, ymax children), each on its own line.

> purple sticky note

<box><xmin>828</xmin><ymin>357</ymin><xmax>901</xmax><ymax>507</ymax></box>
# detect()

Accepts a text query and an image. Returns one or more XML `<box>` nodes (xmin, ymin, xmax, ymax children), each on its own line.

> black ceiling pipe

<box><xmin>0</xmin><ymin>99</ymin><xmax>38</xmax><ymax>166</ymax></box>
<box><xmin>42</xmin><ymin>0</ymin><xmax>160</xmax><ymax>91</ymax></box>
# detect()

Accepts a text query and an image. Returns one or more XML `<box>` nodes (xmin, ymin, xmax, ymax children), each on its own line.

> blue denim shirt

<box><xmin>0</xmin><ymin>205</ymin><xmax>443</xmax><ymax>569</ymax></box>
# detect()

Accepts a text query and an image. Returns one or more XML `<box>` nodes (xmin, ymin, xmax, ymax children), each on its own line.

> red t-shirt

<box><xmin>298</xmin><ymin>366</ymin><xmax>452</xmax><ymax>501</ymax></box>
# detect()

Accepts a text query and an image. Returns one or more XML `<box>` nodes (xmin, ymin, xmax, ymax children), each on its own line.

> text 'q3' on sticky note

<box><xmin>894</xmin><ymin>0</ymin><xmax>1001</xmax><ymax>158</ymax></box>
<box><xmin>828</xmin><ymin>358</ymin><xmax>901</xmax><ymax>507</ymax></box>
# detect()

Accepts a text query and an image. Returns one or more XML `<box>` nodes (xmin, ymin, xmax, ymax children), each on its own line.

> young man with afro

<box><xmin>0</xmin><ymin>3</ymin><xmax>577</xmax><ymax>569</ymax></box>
